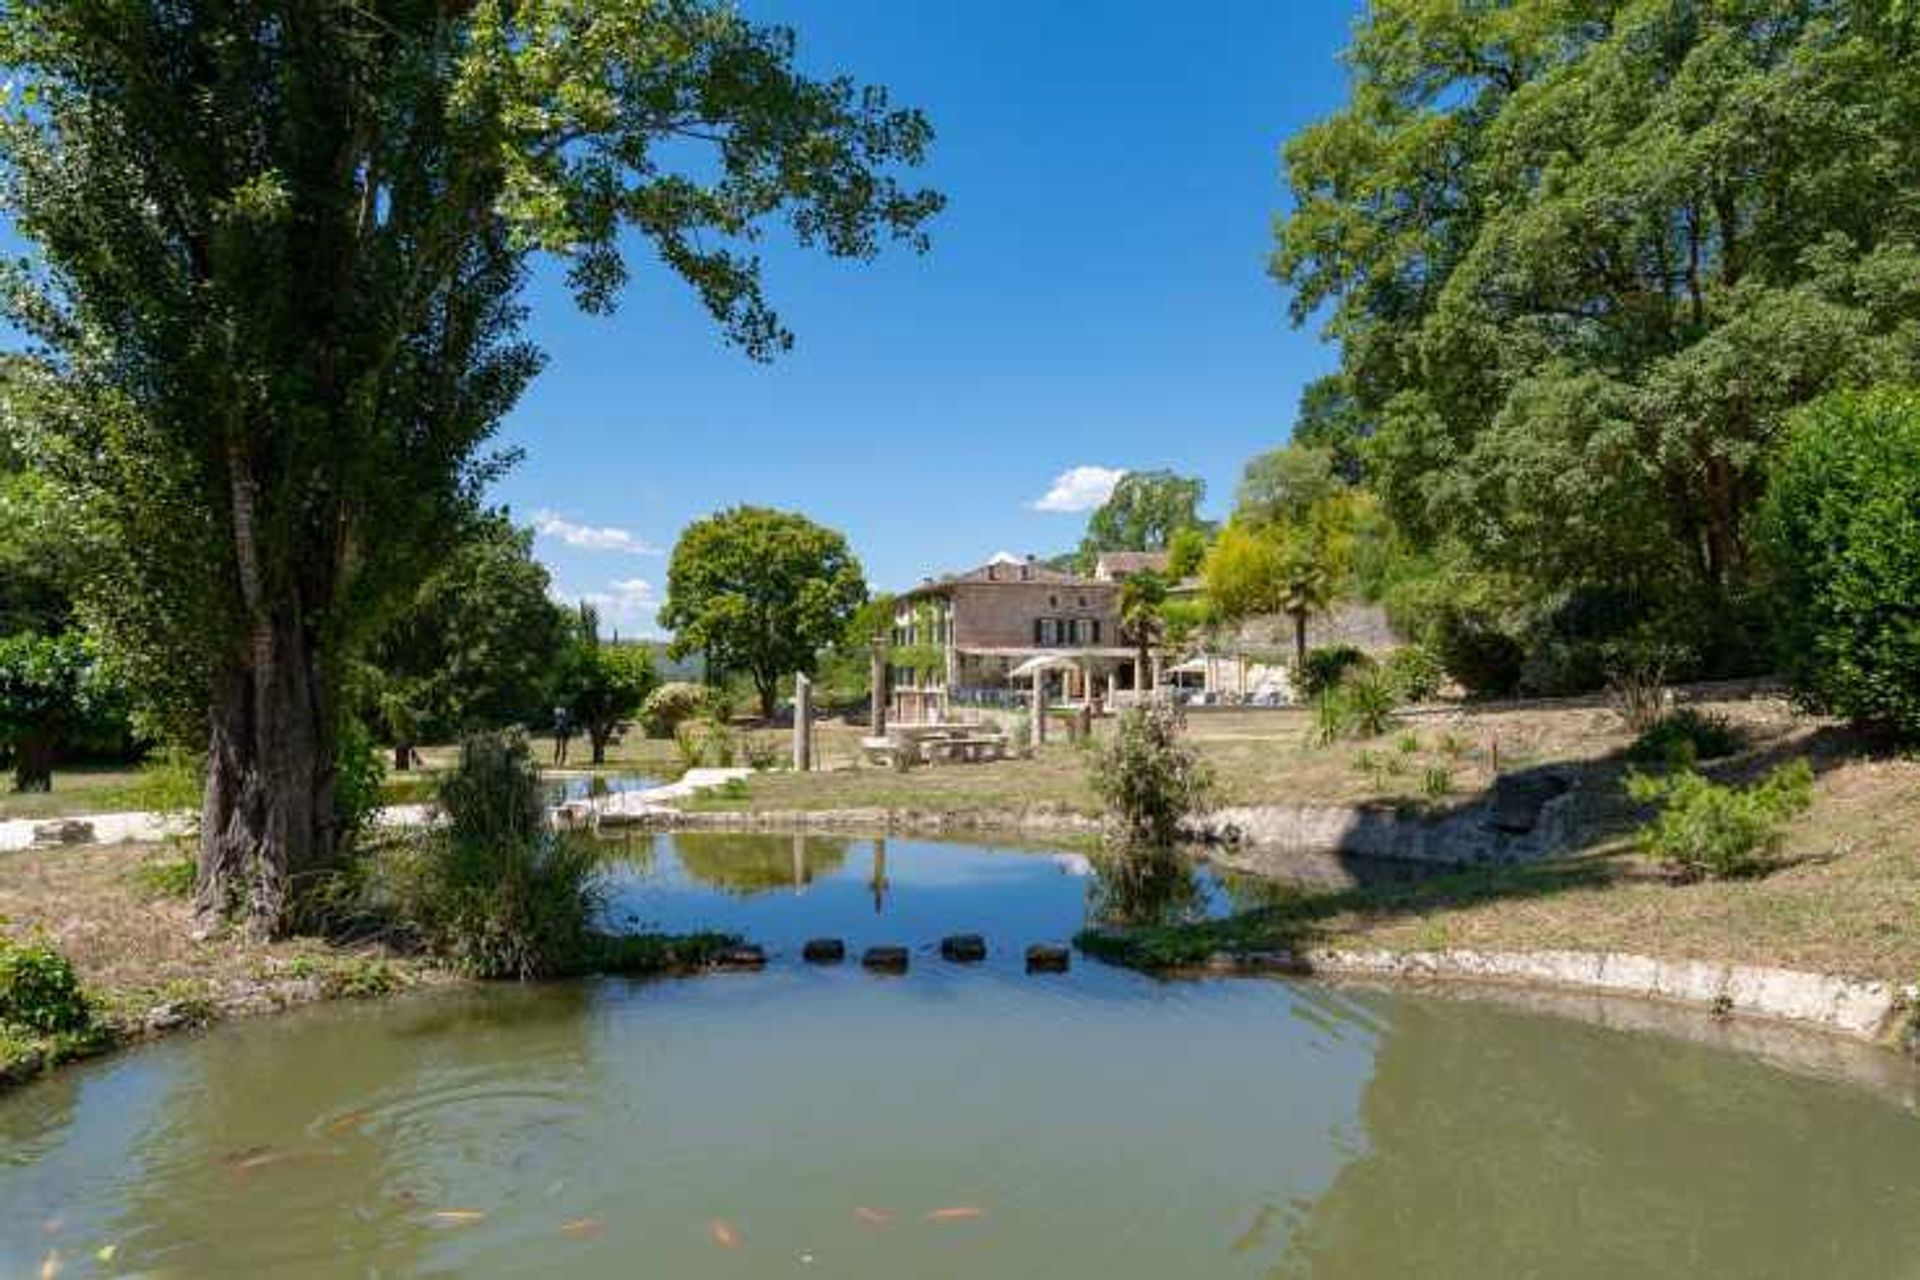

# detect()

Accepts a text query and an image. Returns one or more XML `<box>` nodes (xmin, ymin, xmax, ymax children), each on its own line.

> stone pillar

<box><xmin>1031</xmin><ymin>672</ymin><xmax>1047</xmax><ymax>747</ymax></box>
<box><xmin>793</xmin><ymin>673</ymin><xmax>813</xmax><ymax>772</ymax></box>
<box><xmin>870</xmin><ymin>636</ymin><xmax>889</xmax><ymax>736</ymax></box>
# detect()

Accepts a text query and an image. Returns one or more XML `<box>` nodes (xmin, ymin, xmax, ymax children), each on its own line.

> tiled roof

<box><xmin>905</xmin><ymin>560</ymin><xmax>1095</xmax><ymax>594</ymax></box>
<box><xmin>1094</xmin><ymin>550</ymin><xmax>1171</xmax><ymax>577</ymax></box>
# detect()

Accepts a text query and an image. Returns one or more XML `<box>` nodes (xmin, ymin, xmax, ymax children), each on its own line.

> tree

<box><xmin>562</xmin><ymin>614</ymin><xmax>659</xmax><ymax>766</ymax></box>
<box><xmin>1078</xmin><ymin>470</ymin><xmax>1208</xmax><ymax>569</ymax></box>
<box><xmin>1234</xmin><ymin>443</ymin><xmax>1340</xmax><ymax>531</ymax></box>
<box><xmin>365</xmin><ymin>512</ymin><xmax>572</xmax><ymax>766</ymax></box>
<box><xmin>0</xmin><ymin>2</ymin><xmax>939</xmax><ymax>936</ymax></box>
<box><xmin>1273</xmin><ymin>1</ymin><xmax>1920</xmax><ymax>639</ymax></box>
<box><xmin>0</xmin><ymin>632</ymin><xmax>123</xmax><ymax>791</ymax></box>
<box><xmin>1203</xmin><ymin>520</ymin><xmax>1342</xmax><ymax>676</ymax></box>
<box><xmin>1292</xmin><ymin>373</ymin><xmax>1369</xmax><ymax>485</ymax></box>
<box><xmin>1758</xmin><ymin>387</ymin><xmax>1920</xmax><ymax>741</ymax></box>
<box><xmin>1165</xmin><ymin>526</ymin><xmax>1209</xmax><ymax>580</ymax></box>
<box><xmin>1118</xmin><ymin>571</ymin><xmax>1168</xmax><ymax>695</ymax></box>
<box><xmin>661</xmin><ymin>507</ymin><xmax>867</xmax><ymax>717</ymax></box>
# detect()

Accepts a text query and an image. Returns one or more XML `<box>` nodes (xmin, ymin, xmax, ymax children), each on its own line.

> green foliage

<box><xmin>0</xmin><ymin>630</ymin><xmax>127</xmax><ymax>791</ymax></box>
<box><xmin>674</xmin><ymin>718</ymin><xmax>737</xmax><ymax>770</ymax></box>
<box><xmin>641</xmin><ymin>682</ymin><xmax>720</xmax><ymax>739</ymax></box>
<box><xmin>1421</xmin><ymin>766</ymin><xmax>1453</xmax><ymax>800</ymax></box>
<box><xmin>365</xmin><ymin>514</ymin><xmax>573</xmax><ymax>744</ymax></box>
<box><xmin>333</xmin><ymin>717</ymin><xmax>388</xmax><ymax>847</ymax></box>
<box><xmin>1088</xmin><ymin>702</ymin><xmax>1214</xmax><ymax>847</ymax></box>
<box><xmin>132</xmin><ymin>851</ymin><xmax>197</xmax><ymax>899</ymax></box>
<box><xmin>1627</xmin><ymin>761</ymin><xmax>1815</xmax><ymax>880</ymax></box>
<box><xmin>1434</xmin><ymin>615</ymin><xmax>1524</xmax><ymax>700</ymax></box>
<box><xmin>1274</xmin><ymin>0</ymin><xmax>1920</xmax><ymax>641</ymax></box>
<box><xmin>1165</xmin><ymin>527</ymin><xmax>1209</xmax><ymax>580</ymax></box>
<box><xmin>1759</xmin><ymin>387</ymin><xmax>1920</xmax><ymax>740</ymax></box>
<box><xmin>1235</xmin><ymin>444</ymin><xmax>1341</xmax><ymax>531</ymax></box>
<box><xmin>0</xmin><ymin>0</ymin><xmax>938</xmax><ymax>932</ymax></box>
<box><xmin>0</xmin><ymin>931</ymin><xmax>91</xmax><ymax>1036</ymax></box>
<box><xmin>389</xmin><ymin>732</ymin><xmax>600</xmax><ymax>979</ymax></box>
<box><xmin>1300</xmin><ymin>646</ymin><xmax>1371</xmax><ymax>699</ymax></box>
<box><xmin>562</xmin><ymin>625</ymin><xmax>659</xmax><ymax>765</ymax></box>
<box><xmin>1628</xmin><ymin>710</ymin><xmax>1746</xmax><ymax>770</ymax></box>
<box><xmin>1342</xmin><ymin>667</ymin><xmax>1399</xmax><ymax>738</ymax></box>
<box><xmin>661</xmin><ymin>507</ymin><xmax>867</xmax><ymax>717</ymax></box>
<box><xmin>1383</xmin><ymin>646</ymin><xmax>1445</xmax><ymax>703</ymax></box>
<box><xmin>1308</xmin><ymin>689</ymin><xmax>1354</xmax><ymax>748</ymax></box>
<box><xmin>1078</xmin><ymin>470</ymin><xmax>1209</xmax><ymax>569</ymax></box>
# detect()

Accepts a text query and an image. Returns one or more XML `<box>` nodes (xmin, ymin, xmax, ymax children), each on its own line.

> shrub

<box><xmin>1626</xmin><ymin>759</ymin><xmax>1814</xmax><ymax>879</ymax></box>
<box><xmin>389</xmin><ymin>731</ymin><xmax>601</xmax><ymax>978</ymax></box>
<box><xmin>1602</xmin><ymin>630</ymin><xmax>1692</xmax><ymax>733</ymax></box>
<box><xmin>1384</xmin><ymin>646</ymin><xmax>1445</xmax><ymax>703</ymax></box>
<box><xmin>1627</xmin><ymin>709</ymin><xmax>1746</xmax><ymax>769</ymax></box>
<box><xmin>1434</xmin><ymin>615</ymin><xmax>1523</xmax><ymax>698</ymax></box>
<box><xmin>741</xmin><ymin>734</ymin><xmax>782</xmax><ymax>770</ymax></box>
<box><xmin>1088</xmin><ymin>701</ymin><xmax>1214</xmax><ymax>846</ymax></box>
<box><xmin>1759</xmin><ymin>387</ymin><xmax>1920</xmax><ymax>741</ymax></box>
<box><xmin>1421</xmin><ymin>766</ymin><xmax>1453</xmax><ymax>798</ymax></box>
<box><xmin>1307</xmin><ymin>688</ymin><xmax>1353</xmax><ymax>747</ymax></box>
<box><xmin>0</xmin><ymin>932</ymin><xmax>91</xmax><ymax>1035</ymax></box>
<box><xmin>1299</xmin><ymin>645</ymin><xmax>1370</xmax><ymax>698</ymax></box>
<box><xmin>334</xmin><ymin>716</ymin><xmax>388</xmax><ymax>845</ymax></box>
<box><xmin>673</xmin><ymin>717</ymin><xmax>735</xmax><ymax>769</ymax></box>
<box><xmin>640</xmin><ymin>682</ymin><xmax>718</xmax><ymax>739</ymax></box>
<box><xmin>1342</xmin><ymin>667</ymin><xmax>1399</xmax><ymax>737</ymax></box>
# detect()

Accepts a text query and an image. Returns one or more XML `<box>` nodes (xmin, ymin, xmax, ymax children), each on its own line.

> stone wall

<box><xmin>949</xmin><ymin>580</ymin><xmax>1120</xmax><ymax>650</ymax></box>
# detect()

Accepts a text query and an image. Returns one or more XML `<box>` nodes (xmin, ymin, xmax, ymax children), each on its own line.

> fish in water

<box><xmin>38</xmin><ymin>1249</ymin><xmax>59</xmax><ymax>1279</ymax></box>
<box><xmin>430</xmin><ymin>1209</ymin><xmax>486</xmax><ymax>1227</ymax></box>
<box><xmin>327</xmin><ymin>1109</ymin><xmax>374</xmax><ymax>1135</ymax></box>
<box><xmin>853</xmin><ymin>1206</ymin><xmax>893</xmax><ymax>1226</ymax></box>
<box><xmin>926</xmin><ymin>1207</ymin><xmax>985</xmax><ymax>1222</ymax></box>
<box><xmin>709</xmin><ymin>1219</ymin><xmax>741</xmax><ymax>1249</ymax></box>
<box><xmin>560</xmin><ymin>1218</ymin><xmax>604</xmax><ymax>1239</ymax></box>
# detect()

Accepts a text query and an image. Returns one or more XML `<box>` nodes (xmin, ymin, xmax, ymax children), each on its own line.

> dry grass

<box><xmin>0</xmin><ymin>842</ymin><xmax>438</xmax><ymax>1032</ymax></box>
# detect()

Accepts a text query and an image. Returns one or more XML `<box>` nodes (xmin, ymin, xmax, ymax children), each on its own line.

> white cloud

<box><xmin>532</xmin><ymin>509</ymin><xmax>662</xmax><ymax>556</ymax></box>
<box><xmin>551</xmin><ymin>578</ymin><xmax>660</xmax><ymax>636</ymax></box>
<box><xmin>1031</xmin><ymin>465</ymin><xmax>1126</xmax><ymax>513</ymax></box>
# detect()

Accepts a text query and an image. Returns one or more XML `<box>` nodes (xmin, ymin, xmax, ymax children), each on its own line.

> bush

<box><xmin>0</xmin><ymin>932</ymin><xmax>91</xmax><ymax>1035</ymax></box>
<box><xmin>640</xmin><ymin>682</ymin><xmax>719</xmax><ymax>739</ymax></box>
<box><xmin>1434</xmin><ymin>615</ymin><xmax>1523</xmax><ymax>698</ymax></box>
<box><xmin>1299</xmin><ymin>646</ymin><xmax>1370</xmax><ymax>698</ymax></box>
<box><xmin>334</xmin><ymin>716</ymin><xmax>388</xmax><ymax>844</ymax></box>
<box><xmin>1307</xmin><ymin>687</ymin><xmax>1353</xmax><ymax>746</ymax></box>
<box><xmin>1342</xmin><ymin>667</ymin><xmax>1399</xmax><ymax>737</ymax></box>
<box><xmin>673</xmin><ymin>717</ymin><xmax>735</xmax><ymax>769</ymax></box>
<box><xmin>1383</xmin><ymin>646</ymin><xmax>1445</xmax><ymax>702</ymax></box>
<box><xmin>1088</xmin><ymin>701</ymin><xmax>1214</xmax><ymax>846</ymax></box>
<box><xmin>1626</xmin><ymin>759</ymin><xmax>1814</xmax><ymax>879</ymax></box>
<box><xmin>390</xmin><ymin>731</ymin><xmax>601</xmax><ymax>978</ymax></box>
<box><xmin>1759</xmin><ymin>387</ymin><xmax>1920</xmax><ymax>741</ymax></box>
<box><xmin>1627</xmin><ymin>709</ymin><xmax>1745</xmax><ymax>768</ymax></box>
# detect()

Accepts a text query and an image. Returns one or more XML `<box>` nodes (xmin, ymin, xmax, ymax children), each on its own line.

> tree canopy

<box><xmin>1274</xmin><ymin>0</ymin><xmax>1920</xmax><ymax>653</ymax></box>
<box><xmin>0</xmin><ymin>0</ymin><xmax>939</xmax><ymax>934</ymax></box>
<box><xmin>661</xmin><ymin>506</ymin><xmax>867</xmax><ymax>717</ymax></box>
<box><xmin>1078</xmin><ymin>469</ymin><xmax>1209</xmax><ymax>569</ymax></box>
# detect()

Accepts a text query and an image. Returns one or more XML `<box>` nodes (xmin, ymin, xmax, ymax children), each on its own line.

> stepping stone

<box><xmin>862</xmin><ymin>945</ymin><xmax>910</xmax><ymax>973</ymax></box>
<box><xmin>714</xmin><ymin>945</ymin><xmax>767</xmax><ymax>970</ymax></box>
<box><xmin>939</xmin><ymin>934</ymin><xmax>988</xmax><ymax>963</ymax></box>
<box><xmin>802</xmin><ymin>938</ymin><xmax>846</xmax><ymax>964</ymax></box>
<box><xmin>1025</xmin><ymin>944</ymin><xmax>1071</xmax><ymax>973</ymax></box>
<box><xmin>32</xmin><ymin>819</ymin><xmax>94</xmax><ymax>847</ymax></box>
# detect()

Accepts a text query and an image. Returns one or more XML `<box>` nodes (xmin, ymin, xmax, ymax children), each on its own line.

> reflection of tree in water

<box><xmin>1266</xmin><ymin>996</ymin><xmax>1920</xmax><ymax>1279</ymax></box>
<box><xmin>1089</xmin><ymin>843</ymin><xmax>1207</xmax><ymax>927</ymax></box>
<box><xmin>670</xmin><ymin>832</ymin><xmax>850</xmax><ymax>896</ymax></box>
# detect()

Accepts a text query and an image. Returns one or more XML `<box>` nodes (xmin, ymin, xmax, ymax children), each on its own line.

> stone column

<box><xmin>1031</xmin><ymin>672</ymin><xmax>1047</xmax><ymax>748</ymax></box>
<box><xmin>793</xmin><ymin>673</ymin><xmax>813</xmax><ymax>772</ymax></box>
<box><xmin>870</xmin><ymin>635</ymin><xmax>889</xmax><ymax>736</ymax></box>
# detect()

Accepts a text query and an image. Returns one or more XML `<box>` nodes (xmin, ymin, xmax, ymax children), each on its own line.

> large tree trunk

<box><xmin>757</xmin><ymin>676</ymin><xmax>777</xmax><ymax>720</ymax></box>
<box><xmin>11</xmin><ymin>734</ymin><xmax>56</xmax><ymax>792</ymax></box>
<box><xmin>196</xmin><ymin>610</ymin><xmax>339</xmax><ymax>940</ymax></box>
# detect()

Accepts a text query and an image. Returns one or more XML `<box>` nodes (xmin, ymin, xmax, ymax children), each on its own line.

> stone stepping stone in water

<box><xmin>802</xmin><ymin>938</ymin><xmax>846</xmax><ymax>964</ymax></box>
<box><xmin>714</xmin><ymin>945</ymin><xmax>767</xmax><ymax>971</ymax></box>
<box><xmin>939</xmin><ymin>934</ymin><xmax>988</xmax><ymax>963</ymax></box>
<box><xmin>1025</xmin><ymin>944</ymin><xmax>1070</xmax><ymax>974</ymax></box>
<box><xmin>862</xmin><ymin>945</ymin><xmax>910</xmax><ymax>974</ymax></box>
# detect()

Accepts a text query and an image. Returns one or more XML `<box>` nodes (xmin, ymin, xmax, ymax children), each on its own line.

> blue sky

<box><xmin>508</xmin><ymin>0</ymin><xmax>1364</xmax><ymax>634</ymax></box>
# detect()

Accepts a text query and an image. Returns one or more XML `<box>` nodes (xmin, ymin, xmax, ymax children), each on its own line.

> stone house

<box><xmin>887</xmin><ymin>557</ymin><xmax>1142</xmax><ymax>722</ymax></box>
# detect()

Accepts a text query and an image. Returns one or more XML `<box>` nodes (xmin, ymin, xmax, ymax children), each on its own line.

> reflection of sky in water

<box><xmin>543</xmin><ymin>773</ymin><xmax>661</xmax><ymax>803</ymax></box>
<box><xmin>595</xmin><ymin>833</ymin><xmax>1250</xmax><ymax>963</ymax></box>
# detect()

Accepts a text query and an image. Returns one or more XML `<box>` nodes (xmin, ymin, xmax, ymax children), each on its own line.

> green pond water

<box><xmin>4</xmin><ymin>833</ymin><xmax>1920</xmax><ymax>1278</ymax></box>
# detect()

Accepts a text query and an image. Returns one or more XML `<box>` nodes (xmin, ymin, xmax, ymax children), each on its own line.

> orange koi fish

<box><xmin>926</xmin><ymin>1206</ymin><xmax>985</xmax><ymax>1222</ymax></box>
<box><xmin>853</xmin><ymin>1206</ymin><xmax>894</xmax><ymax>1226</ymax></box>
<box><xmin>708</xmin><ymin>1218</ymin><xmax>741</xmax><ymax>1249</ymax></box>
<box><xmin>560</xmin><ymin>1218</ymin><xmax>604</xmax><ymax>1239</ymax></box>
<box><xmin>328</xmin><ymin>1109</ymin><xmax>374</xmax><ymax>1135</ymax></box>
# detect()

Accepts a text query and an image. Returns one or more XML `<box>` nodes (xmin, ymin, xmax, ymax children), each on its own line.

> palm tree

<box><xmin>1118</xmin><ymin>571</ymin><xmax>1169</xmax><ymax>697</ymax></box>
<box><xmin>1277</xmin><ymin>535</ymin><xmax>1336</xmax><ymax>676</ymax></box>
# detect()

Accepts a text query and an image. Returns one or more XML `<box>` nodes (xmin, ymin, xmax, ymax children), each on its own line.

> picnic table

<box><xmin>861</xmin><ymin>723</ymin><xmax>1010</xmax><ymax>768</ymax></box>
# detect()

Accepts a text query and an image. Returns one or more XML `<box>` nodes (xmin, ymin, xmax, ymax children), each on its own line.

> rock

<box><xmin>551</xmin><ymin>800</ymin><xmax>597</xmax><ymax>832</ymax></box>
<box><xmin>862</xmin><ymin>945</ymin><xmax>910</xmax><ymax>973</ymax></box>
<box><xmin>143</xmin><ymin>1002</ymin><xmax>195</xmax><ymax>1032</ymax></box>
<box><xmin>802</xmin><ymin>938</ymin><xmax>846</xmax><ymax>964</ymax></box>
<box><xmin>1491</xmin><ymin>773</ymin><xmax>1572</xmax><ymax>834</ymax></box>
<box><xmin>1025</xmin><ymin>944</ymin><xmax>1070</xmax><ymax>973</ymax></box>
<box><xmin>32</xmin><ymin>819</ymin><xmax>95</xmax><ymax>847</ymax></box>
<box><xmin>714</xmin><ymin>945</ymin><xmax>767</xmax><ymax>971</ymax></box>
<box><xmin>939</xmin><ymin>934</ymin><xmax>987</xmax><ymax>963</ymax></box>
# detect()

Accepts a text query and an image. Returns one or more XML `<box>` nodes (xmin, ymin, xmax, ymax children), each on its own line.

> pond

<box><xmin>4</xmin><ymin>833</ymin><xmax>1919</xmax><ymax>1279</ymax></box>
